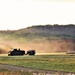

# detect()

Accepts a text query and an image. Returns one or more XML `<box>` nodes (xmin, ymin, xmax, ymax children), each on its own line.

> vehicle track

<box><xmin>0</xmin><ymin>64</ymin><xmax>75</xmax><ymax>75</ymax></box>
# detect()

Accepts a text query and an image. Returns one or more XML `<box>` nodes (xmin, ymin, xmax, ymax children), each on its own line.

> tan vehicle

<box><xmin>66</xmin><ymin>50</ymin><xmax>75</xmax><ymax>54</ymax></box>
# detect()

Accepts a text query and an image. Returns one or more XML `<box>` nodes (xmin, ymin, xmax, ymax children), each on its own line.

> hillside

<box><xmin>0</xmin><ymin>24</ymin><xmax>75</xmax><ymax>54</ymax></box>
<box><xmin>14</xmin><ymin>24</ymin><xmax>75</xmax><ymax>38</ymax></box>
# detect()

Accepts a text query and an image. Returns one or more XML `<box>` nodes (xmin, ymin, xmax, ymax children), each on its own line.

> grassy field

<box><xmin>0</xmin><ymin>54</ymin><xmax>75</xmax><ymax>73</ymax></box>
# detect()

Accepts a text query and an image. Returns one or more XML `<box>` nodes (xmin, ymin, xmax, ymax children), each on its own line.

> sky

<box><xmin>0</xmin><ymin>0</ymin><xmax>75</xmax><ymax>30</ymax></box>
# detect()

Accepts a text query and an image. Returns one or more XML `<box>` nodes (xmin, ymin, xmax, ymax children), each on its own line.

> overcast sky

<box><xmin>0</xmin><ymin>0</ymin><xmax>75</xmax><ymax>30</ymax></box>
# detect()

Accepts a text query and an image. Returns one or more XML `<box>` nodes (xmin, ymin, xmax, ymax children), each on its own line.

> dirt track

<box><xmin>0</xmin><ymin>64</ymin><xmax>58</xmax><ymax>73</ymax></box>
<box><xmin>0</xmin><ymin>64</ymin><xmax>75</xmax><ymax>75</ymax></box>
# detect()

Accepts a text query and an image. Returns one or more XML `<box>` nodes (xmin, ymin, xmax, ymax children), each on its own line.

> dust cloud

<box><xmin>0</xmin><ymin>38</ymin><xmax>74</xmax><ymax>54</ymax></box>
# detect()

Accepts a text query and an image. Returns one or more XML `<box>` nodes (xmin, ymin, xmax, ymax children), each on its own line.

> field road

<box><xmin>0</xmin><ymin>64</ymin><xmax>75</xmax><ymax>75</ymax></box>
<box><xmin>0</xmin><ymin>64</ymin><xmax>58</xmax><ymax>72</ymax></box>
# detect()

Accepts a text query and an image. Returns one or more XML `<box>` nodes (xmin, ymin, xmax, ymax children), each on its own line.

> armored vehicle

<box><xmin>27</xmin><ymin>50</ymin><xmax>36</xmax><ymax>55</ymax></box>
<box><xmin>8</xmin><ymin>48</ymin><xmax>25</xmax><ymax>56</ymax></box>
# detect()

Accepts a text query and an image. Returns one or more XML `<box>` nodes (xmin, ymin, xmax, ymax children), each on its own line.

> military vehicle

<box><xmin>27</xmin><ymin>50</ymin><xmax>36</xmax><ymax>55</ymax></box>
<box><xmin>8</xmin><ymin>48</ymin><xmax>25</xmax><ymax>56</ymax></box>
<box><xmin>66</xmin><ymin>50</ymin><xmax>75</xmax><ymax>54</ymax></box>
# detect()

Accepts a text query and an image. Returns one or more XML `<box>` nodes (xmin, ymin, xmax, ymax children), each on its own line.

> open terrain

<box><xmin>0</xmin><ymin>63</ymin><xmax>75</xmax><ymax>75</ymax></box>
<box><xmin>0</xmin><ymin>24</ymin><xmax>75</xmax><ymax>54</ymax></box>
<box><xmin>0</xmin><ymin>55</ymin><xmax>75</xmax><ymax>73</ymax></box>
<box><xmin>0</xmin><ymin>25</ymin><xmax>75</xmax><ymax>74</ymax></box>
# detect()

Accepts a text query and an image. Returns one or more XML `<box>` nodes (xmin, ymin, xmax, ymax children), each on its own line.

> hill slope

<box><xmin>14</xmin><ymin>25</ymin><xmax>75</xmax><ymax>38</ymax></box>
<box><xmin>0</xmin><ymin>24</ymin><xmax>75</xmax><ymax>54</ymax></box>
